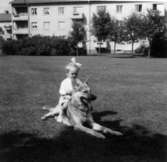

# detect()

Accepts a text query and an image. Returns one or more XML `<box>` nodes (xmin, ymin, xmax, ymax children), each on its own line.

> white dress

<box><xmin>58</xmin><ymin>77</ymin><xmax>83</xmax><ymax>106</ymax></box>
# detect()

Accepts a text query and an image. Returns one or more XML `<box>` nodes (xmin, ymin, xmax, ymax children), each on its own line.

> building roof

<box><xmin>11</xmin><ymin>0</ymin><xmax>166</xmax><ymax>5</ymax></box>
<box><xmin>0</xmin><ymin>13</ymin><xmax>11</xmax><ymax>22</ymax></box>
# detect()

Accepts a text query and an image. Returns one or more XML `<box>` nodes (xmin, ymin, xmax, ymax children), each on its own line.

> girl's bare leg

<box><xmin>41</xmin><ymin>105</ymin><xmax>60</xmax><ymax>120</ymax></box>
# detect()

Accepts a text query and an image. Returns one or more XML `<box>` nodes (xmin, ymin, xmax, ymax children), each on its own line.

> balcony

<box><xmin>13</xmin><ymin>28</ymin><xmax>29</xmax><ymax>34</ymax></box>
<box><xmin>4</xmin><ymin>25</ymin><xmax>12</xmax><ymax>30</ymax></box>
<box><xmin>71</xmin><ymin>13</ymin><xmax>84</xmax><ymax>20</ymax></box>
<box><xmin>13</xmin><ymin>13</ymin><xmax>28</xmax><ymax>21</ymax></box>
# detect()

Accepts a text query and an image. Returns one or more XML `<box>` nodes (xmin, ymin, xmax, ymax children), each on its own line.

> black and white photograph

<box><xmin>0</xmin><ymin>0</ymin><xmax>167</xmax><ymax>162</ymax></box>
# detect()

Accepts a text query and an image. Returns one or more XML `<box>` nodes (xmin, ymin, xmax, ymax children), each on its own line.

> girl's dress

<box><xmin>56</xmin><ymin>77</ymin><xmax>83</xmax><ymax>122</ymax></box>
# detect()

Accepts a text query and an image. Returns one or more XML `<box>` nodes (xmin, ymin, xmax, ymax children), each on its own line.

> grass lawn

<box><xmin>0</xmin><ymin>56</ymin><xmax>167</xmax><ymax>162</ymax></box>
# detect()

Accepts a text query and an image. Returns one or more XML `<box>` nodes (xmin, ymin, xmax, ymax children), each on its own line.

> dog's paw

<box><xmin>94</xmin><ymin>132</ymin><xmax>106</xmax><ymax>139</ymax></box>
<box><xmin>41</xmin><ymin>116</ymin><xmax>47</xmax><ymax>121</ymax></box>
<box><xmin>104</xmin><ymin>128</ymin><xmax>123</xmax><ymax>136</ymax></box>
<box><xmin>62</xmin><ymin>119</ymin><xmax>72</xmax><ymax>127</ymax></box>
<box><xmin>112</xmin><ymin>131</ymin><xmax>123</xmax><ymax>136</ymax></box>
<box><xmin>56</xmin><ymin>116</ymin><xmax>63</xmax><ymax>123</ymax></box>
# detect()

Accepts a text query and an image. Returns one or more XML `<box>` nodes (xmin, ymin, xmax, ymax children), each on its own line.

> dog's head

<box><xmin>71</xmin><ymin>82</ymin><xmax>97</xmax><ymax>109</ymax></box>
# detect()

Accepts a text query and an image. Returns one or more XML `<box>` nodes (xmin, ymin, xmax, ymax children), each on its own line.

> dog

<box><xmin>41</xmin><ymin>82</ymin><xmax>93</xmax><ymax>122</ymax></box>
<box><xmin>41</xmin><ymin>82</ymin><xmax>122</xmax><ymax>139</ymax></box>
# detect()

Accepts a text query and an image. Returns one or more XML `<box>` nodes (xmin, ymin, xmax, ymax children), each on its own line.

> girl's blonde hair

<box><xmin>65</xmin><ymin>57</ymin><xmax>82</xmax><ymax>72</ymax></box>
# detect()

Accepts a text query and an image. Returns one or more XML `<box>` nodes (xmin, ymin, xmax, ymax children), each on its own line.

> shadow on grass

<box><xmin>0</xmin><ymin>111</ymin><xmax>166</xmax><ymax>162</ymax></box>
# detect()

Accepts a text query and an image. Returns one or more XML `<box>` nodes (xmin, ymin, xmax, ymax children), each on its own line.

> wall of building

<box><xmin>0</xmin><ymin>0</ymin><xmax>11</xmax><ymax>13</ymax></box>
<box><xmin>29</xmin><ymin>4</ymin><xmax>89</xmax><ymax>37</ymax></box>
<box><xmin>12</xmin><ymin>1</ymin><xmax>166</xmax><ymax>53</ymax></box>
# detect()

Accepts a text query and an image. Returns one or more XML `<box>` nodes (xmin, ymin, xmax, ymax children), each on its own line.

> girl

<box><xmin>41</xmin><ymin>57</ymin><xmax>83</xmax><ymax>122</ymax></box>
<box><xmin>57</xmin><ymin>57</ymin><xmax>83</xmax><ymax>122</ymax></box>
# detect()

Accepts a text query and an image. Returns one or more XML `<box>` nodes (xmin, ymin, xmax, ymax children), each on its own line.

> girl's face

<box><xmin>67</xmin><ymin>67</ymin><xmax>79</xmax><ymax>79</ymax></box>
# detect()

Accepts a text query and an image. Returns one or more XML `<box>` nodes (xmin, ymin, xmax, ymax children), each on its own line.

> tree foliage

<box><xmin>92</xmin><ymin>9</ymin><xmax>111</xmax><ymax>41</ymax></box>
<box><xmin>69</xmin><ymin>21</ymin><xmax>86</xmax><ymax>55</ymax></box>
<box><xmin>0</xmin><ymin>36</ymin><xmax>4</xmax><ymax>49</ymax></box>
<box><xmin>0</xmin><ymin>27</ymin><xmax>4</xmax><ymax>35</ymax></box>
<box><xmin>139</xmin><ymin>10</ymin><xmax>165</xmax><ymax>56</ymax></box>
<box><xmin>125</xmin><ymin>13</ymin><xmax>144</xmax><ymax>53</ymax></box>
<box><xmin>70</xmin><ymin>21</ymin><xmax>86</xmax><ymax>46</ymax></box>
<box><xmin>91</xmin><ymin>8</ymin><xmax>166</xmax><ymax>56</ymax></box>
<box><xmin>109</xmin><ymin>19</ymin><xmax>126</xmax><ymax>54</ymax></box>
<box><xmin>141</xmin><ymin>10</ymin><xmax>165</xmax><ymax>40</ymax></box>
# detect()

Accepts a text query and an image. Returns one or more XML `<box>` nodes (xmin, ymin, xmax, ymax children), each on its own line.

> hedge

<box><xmin>2</xmin><ymin>35</ymin><xmax>87</xmax><ymax>56</ymax></box>
<box><xmin>151</xmin><ymin>32</ymin><xmax>167</xmax><ymax>58</ymax></box>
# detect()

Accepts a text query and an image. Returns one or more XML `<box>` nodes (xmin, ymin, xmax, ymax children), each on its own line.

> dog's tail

<box><xmin>84</xmin><ymin>75</ymin><xmax>91</xmax><ymax>83</ymax></box>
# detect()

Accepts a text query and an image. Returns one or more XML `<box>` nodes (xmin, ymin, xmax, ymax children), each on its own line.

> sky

<box><xmin>0</xmin><ymin>0</ymin><xmax>166</xmax><ymax>13</ymax></box>
<box><xmin>0</xmin><ymin>0</ymin><xmax>11</xmax><ymax>13</ymax></box>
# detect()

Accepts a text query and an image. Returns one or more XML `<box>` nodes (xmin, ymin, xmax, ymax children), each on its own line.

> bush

<box><xmin>0</xmin><ymin>36</ymin><xmax>4</xmax><ymax>48</ymax></box>
<box><xmin>50</xmin><ymin>37</ymin><xmax>71</xmax><ymax>56</ymax></box>
<box><xmin>2</xmin><ymin>39</ymin><xmax>22</xmax><ymax>55</ymax></box>
<box><xmin>2</xmin><ymin>35</ymin><xmax>87</xmax><ymax>56</ymax></box>
<box><xmin>150</xmin><ymin>32</ymin><xmax>167</xmax><ymax>58</ymax></box>
<box><xmin>0</xmin><ymin>36</ymin><xmax>4</xmax><ymax>55</ymax></box>
<box><xmin>135</xmin><ymin>44</ymin><xmax>149</xmax><ymax>56</ymax></box>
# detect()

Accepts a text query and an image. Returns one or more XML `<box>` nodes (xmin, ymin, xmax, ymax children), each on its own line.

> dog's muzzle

<box><xmin>80</xmin><ymin>93</ymin><xmax>96</xmax><ymax>102</ymax></box>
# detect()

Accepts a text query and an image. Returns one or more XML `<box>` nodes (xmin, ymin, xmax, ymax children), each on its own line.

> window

<box><xmin>58</xmin><ymin>21</ymin><xmax>65</xmax><ymax>30</ymax></box>
<box><xmin>31</xmin><ymin>8</ymin><xmax>37</xmax><ymax>15</ymax></box>
<box><xmin>43</xmin><ymin>21</ymin><xmax>50</xmax><ymax>30</ymax></box>
<box><xmin>43</xmin><ymin>7</ymin><xmax>50</xmax><ymax>15</ymax></box>
<box><xmin>58</xmin><ymin>7</ymin><xmax>64</xmax><ymax>15</ymax></box>
<box><xmin>153</xmin><ymin>4</ymin><xmax>157</xmax><ymax>10</ymax></box>
<box><xmin>97</xmin><ymin>6</ymin><xmax>106</xmax><ymax>12</ymax></box>
<box><xmin>116</xmin><ymin>5</ymin><xmax>123</xmax><ymax>13</ymax></box>
<box><xmin>135</xmin><ymin>4</ymin><xmax>142</xmax><ymax>12</ymax></box>
<box><xmin>73</xmin><ymin>6</ymin><xmax>83</xmax><ymax>15</ymax></box>
<box><xmin>31</xmin><ymin>22</ymin><xmax>37</xmax><ymax>31</ymax></box>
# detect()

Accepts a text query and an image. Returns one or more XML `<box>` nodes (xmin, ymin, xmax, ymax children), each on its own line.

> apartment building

<box><xmin>0</xmin><ymin>12</ymin><xmax>12</xmax><ymax>40</ymax></box>
<box><xmin>11</xmin><ymin>0</ymin><xmax>166</xmax><ymax>53</ymax></box>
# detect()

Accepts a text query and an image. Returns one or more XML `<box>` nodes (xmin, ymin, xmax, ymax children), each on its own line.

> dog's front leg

<box><xmin>41</xmin><ymin>106</ymin><xmax>60</xmax><ymax>120</ymax></box>
<box><xmin>92</xmin><ymin>123</ymin><xmax>122</xmax><ymax>136</ymax></box>
<box><xmin>74</xmin><ymin>124</ymin><xmax>106</xmax><ymax>139</ymax></box>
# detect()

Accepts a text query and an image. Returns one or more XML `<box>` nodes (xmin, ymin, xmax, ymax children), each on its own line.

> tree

<box><xmin>70</xmin><ymin>21</ymin><xmax>86</xmax><ymax>56</ymax></box>
<box><xmin>150</xmin><ymin>29</ymin><xmax>167</xmax><ymax>57</ymax></box>
<box><xmin>92</xmin><ymin>9</ymin><xmax>111</xmax><ymax>53</ymax></box>
<box><xmin>139</xmin><ymin>10</ymin><xmax>165</xmax><ymax>57</ymax></box>
<box><xmin>0</xmin><ymin>36</ymin><xmax>4</xmax><ymax>49</ymax></box>
<box><xmin>125</xmin><ymin>13</ymin><xmax>143</xmax><ymax>54</ymax></box>
<box><xmin>109</xmin><ymin>19</ymin><xmax>126</xmax><ymax>54</ymax></box>
<box><xmin>0</xmin><ymin>27</ymin><xmax>4</xmax><ymax>35</ymax></box>
<box><xmin>0</xmin><ymin>27</ymin><xmax>4</xmax><ymax>48</ymax></box>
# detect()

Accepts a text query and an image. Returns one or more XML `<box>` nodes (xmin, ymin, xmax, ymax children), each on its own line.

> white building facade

<box><xmin>11</xmin><ymin>0</ymin><xmax>166</xmax><ymax>54</ymax></box>
<box><xmin>0</xmin><ymin>13</ymin><xmax>12</xmax><ymax>40</ymax></box>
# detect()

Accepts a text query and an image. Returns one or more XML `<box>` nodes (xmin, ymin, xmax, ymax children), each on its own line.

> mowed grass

<box><xmin>0</xmin><ymin>56</ymin><xmax>167</xmax><ymax>162</ymax></box>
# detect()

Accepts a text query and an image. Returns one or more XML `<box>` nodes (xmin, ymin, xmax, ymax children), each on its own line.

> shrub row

<box><xmin>151</xmin><ymin>32</ymin><xmax>167</xmax><ymax>58</ymax></box>
<box><xmin>0</xmin><ymin>36</ymin><xmax>4</xmax><ymax>48</ymax></box>
<box><xmin>135</xmin><ymin>31</ymin><xmax>167</xmax><ymax>58</ymax></box>
<box><xmin>2</xmin><ymin>35</ymin><xmax>87</xmax><ymax>56</ymax></box>
<box><xmin>2</xmin><ymin>33</ymin><xmax>167</xmax><ymax>57</ymax></box>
